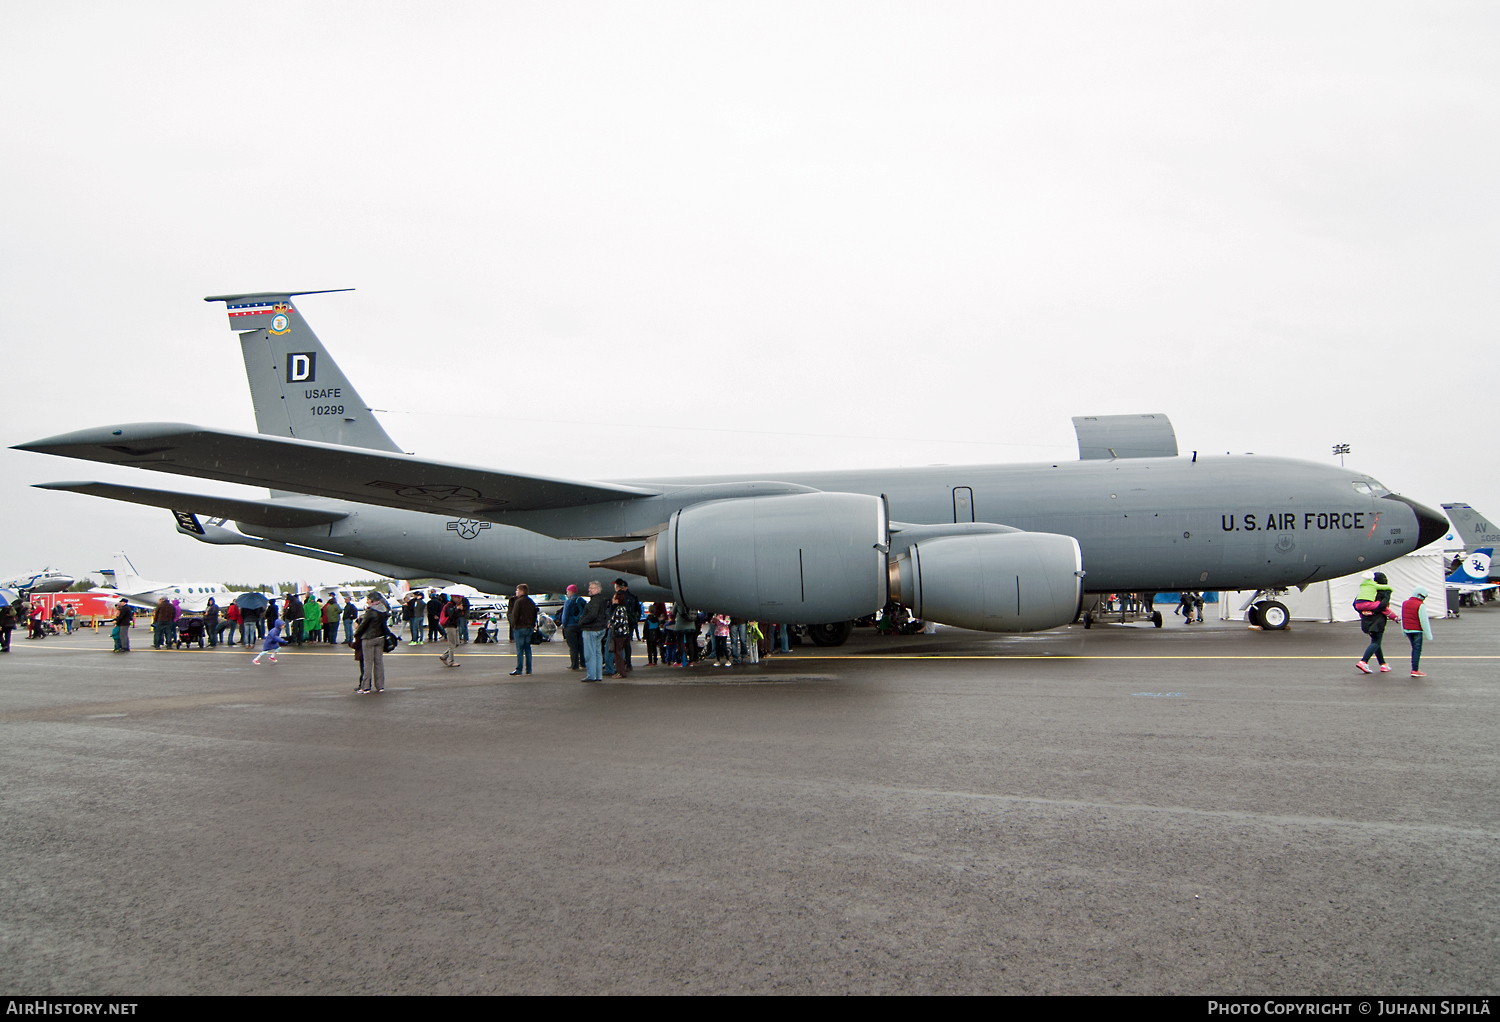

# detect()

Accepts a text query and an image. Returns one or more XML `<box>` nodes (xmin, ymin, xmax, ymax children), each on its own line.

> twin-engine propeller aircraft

<box><xmin>94</xmin><ymin>552</ymin><xmax>235</xmax><ymax>612</ymax></box>
<box><xmin>15</xmin><ymin>290</ymin><xmax>1448</xmax><ymax>643</ymax></box>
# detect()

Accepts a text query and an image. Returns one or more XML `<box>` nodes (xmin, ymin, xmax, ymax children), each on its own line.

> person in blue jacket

<box><xmin>558</xmin><ymin>584</ymin><xmax>587</xmax><ymax>670</ymax></box>
<box><xmin>252</xmin><ymin>617</ymin><xmax>290</xmax><ymax>665</ymax></box>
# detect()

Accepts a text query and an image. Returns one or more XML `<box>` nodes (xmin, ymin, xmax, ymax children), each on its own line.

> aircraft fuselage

<box><xmin>234</xmin><ymin>453</ymin><xmax>1437</xmax><ymax>604</ymax></box>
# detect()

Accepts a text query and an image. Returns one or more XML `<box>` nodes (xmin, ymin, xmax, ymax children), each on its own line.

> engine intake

<box><xmin>890</xmin><ymin>531</ymin><xmax>1083</xmax><ymax>632</ymax></box>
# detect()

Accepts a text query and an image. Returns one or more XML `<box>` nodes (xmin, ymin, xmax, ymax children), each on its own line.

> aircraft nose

<box><xmin>1382</xmin><ymin>494</ymin><xmax>1449</xmax><ymax>550</ymax></box>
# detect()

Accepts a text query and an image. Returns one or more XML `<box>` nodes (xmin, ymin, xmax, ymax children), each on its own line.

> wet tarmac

<box><xmin>2</xmin><ymin>608</ymin><xmax>1497</xmax><ymax>994</ymax></box>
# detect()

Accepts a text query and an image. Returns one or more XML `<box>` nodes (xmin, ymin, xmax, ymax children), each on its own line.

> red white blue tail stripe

<box><xmin>226</xmin><ymin>299</ymin><xmax>282</xmax><ymax>321</ymax></box>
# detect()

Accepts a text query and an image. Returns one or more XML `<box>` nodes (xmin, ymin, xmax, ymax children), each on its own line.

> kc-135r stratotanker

<box><xmin>16</xmin><ymin>290</ymin><xmax>1447</xmax><ymax>642</ymax></box>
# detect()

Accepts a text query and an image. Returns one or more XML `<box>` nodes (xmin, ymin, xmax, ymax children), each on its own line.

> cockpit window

<box><xmin>1352</xmin><ymin>480</ymin><xmax>1390</xmax><ymax>497</ymax></box>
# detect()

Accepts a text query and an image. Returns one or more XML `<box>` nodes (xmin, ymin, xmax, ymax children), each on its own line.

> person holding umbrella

<box><xmin>232</xmin><ymin>591</ymin><xmax>270</xmax><ymax>649</ymax></box>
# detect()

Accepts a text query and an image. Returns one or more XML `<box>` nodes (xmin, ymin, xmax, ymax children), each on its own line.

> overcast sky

<box><xmin>2</xmin><ymin>2</ymin><xmax>1495</xmax><ymax>585</ymax></box>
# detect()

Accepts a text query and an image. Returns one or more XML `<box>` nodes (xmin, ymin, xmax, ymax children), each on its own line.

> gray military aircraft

<box><xmin>15</xmin><ymin>290</ymin><xmax>1448</xmax><ymax>642</ymax></box>
<box><xmin>1440</xmin><ymin>502</ymin><xmax>1499</xmax><ymax>584</ymax></box>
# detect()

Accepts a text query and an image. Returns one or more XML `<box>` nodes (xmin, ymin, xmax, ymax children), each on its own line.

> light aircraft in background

<box><xmin>94</xmin><ymin>553</ymin><xmax>237</xmax><ymax>612</ymax></box>
<box><xmin>16</xmin><ymin>290</ymin><xmax>1450</xmax><ymax>640</ymax></box>
<box><xmin>0</xmin><ymin>567</ymin><xmax>76</xmax><ymax>594</ymax></box>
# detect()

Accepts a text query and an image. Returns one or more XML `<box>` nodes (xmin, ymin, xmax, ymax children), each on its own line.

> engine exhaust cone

<box><xmin>587</xmin><ymin>534</ymin><xmax>659</xmax><ymax>585</ymax></box>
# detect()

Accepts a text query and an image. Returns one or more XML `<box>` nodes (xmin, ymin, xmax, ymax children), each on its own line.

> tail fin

<box><xmin>111</xmin><ymin>552</ymin><xmax>146</xmax><ymax>592</ymax></box>
<box><xmin>204</xmin><ymin>290</ymin><xmax>401</xmax><ymax>453</ymax></box>
<box><xmin>1440</xmin><ymin>503</ymin><xmax>1498</xmax><ymax>552</ymax></box>
<box><xmin>1447</xmin><ymin>548</ymin><xmax>1494</xmax><ymax>585</ymax></box>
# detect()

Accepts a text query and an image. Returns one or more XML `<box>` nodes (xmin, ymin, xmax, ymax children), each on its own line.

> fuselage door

<box><xmin>953</xmin><ymin>487</ymin><xmax>974</xmax><ymax>523</ymax></box>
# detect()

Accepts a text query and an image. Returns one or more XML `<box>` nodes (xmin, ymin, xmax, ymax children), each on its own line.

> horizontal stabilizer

<box><xmin>16</xmin><ymin>423</ymin><xmax>661</xmax><ymax>517</ymax></box>
<box><xmin>1072</xmin><ymin>413</ymin><xmax>1178</xmax><ymax>460</ymax></box>
<box><xmin>35</xmin><ymin>481</ymin><xmax>348</xmax><ymax>529</ymax></box>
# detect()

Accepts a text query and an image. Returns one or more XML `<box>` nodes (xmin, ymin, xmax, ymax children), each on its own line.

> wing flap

<box><xmin>16</xmin><ymin>423</ymin><xmax>659</xmax><ymax>516</ymax></box>
<box><xmin>34</xmin><ymin>481</ymin><xmax>350</xmax><ymax>529</ymax></box>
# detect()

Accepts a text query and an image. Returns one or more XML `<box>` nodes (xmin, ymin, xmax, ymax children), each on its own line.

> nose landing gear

<box><xmin>1242</xmin><ymin>592</ymin><xmax>1290</xmax><ymax>630</ymax></box>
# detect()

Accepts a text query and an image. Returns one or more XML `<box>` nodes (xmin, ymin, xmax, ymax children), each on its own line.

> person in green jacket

<box><xmin>304</xmin><ymin>594</ymin><xmax>323</xmax><ymax>644</ymax></box>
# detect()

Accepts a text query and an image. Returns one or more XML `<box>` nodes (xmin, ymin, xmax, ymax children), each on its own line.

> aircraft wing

<box><xmin>88</xmin><ymin>588</ymin><xmax>156</xmax><ymax>612</ymax></box>
<box><xmin>35</xmin><ymin>481</ymin><xmax>350</xmax><ymax>529</ymax></box>
<box><xmin>15</xmin><ymin>423</ymin><xmax>660</xmax><ymax>517</ymax></box>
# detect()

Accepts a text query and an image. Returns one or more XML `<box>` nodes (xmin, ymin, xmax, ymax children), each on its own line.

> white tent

<box><xmin>1219</xmin><ymin>548</ymin><xmax>1448</xmax><ymax>623</ymax></box>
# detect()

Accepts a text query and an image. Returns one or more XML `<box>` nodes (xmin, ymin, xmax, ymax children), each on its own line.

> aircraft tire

<box><xmin>1083</xmin><ymin>612</ymin><xmax>1093</xmax><ymax>629</ymax></box>
<box><xmin>1246</xmin><ymin>605</ymin><xmax>1262</xmax><ymax>628</ymax></box>
<box><xmin>1152</xmin><ymin>611</ymin><xmax>1163</xmax><ymax>628</ymax></box>
<box><xmin>1258</xmin><ymin>600</ymin><xmax>1290</xmax><ymax>631</ymax></box>
<box><xmin>806</xmin><ymin>621</ymin><xmax>853</xmax><ymax>647</ymax></box>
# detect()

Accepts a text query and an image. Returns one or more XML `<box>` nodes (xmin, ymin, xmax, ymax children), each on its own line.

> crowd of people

<box><xmin>550</xmin><ymin>577</ymin><xmax>795</xmax><ymax>682</ymax></box>
<box><xmin>134</xmin><ymin>591</ymin><xmax>370</xmax><ymax>651</ymax></box>
<box><xmin>0</xmin><ymin>579</ymin><xmax>812</xmax><ymax>675</ymax></box>
<box><xmin>0</xmin><ymin>598</ymin><xmax>81</xmax><ymax>646</ymax></box>
<box><xmin>7</xmin><ymin>566</ymin><xmax>1475</xmax><ymax>688</ymax></box>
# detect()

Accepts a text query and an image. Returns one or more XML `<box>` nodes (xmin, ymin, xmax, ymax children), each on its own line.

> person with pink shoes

<box><xmin>252</xmin><ymin>617</ymin><xmax>290</xmax><ymax>665</ymax></box>
<box><xmin>1400</xmin><ymin>587</ymin><xmax>1435</xmax><ymax>678</ymax></box>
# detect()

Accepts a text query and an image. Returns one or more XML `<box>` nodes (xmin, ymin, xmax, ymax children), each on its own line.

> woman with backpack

<box><xmin>354</xmin><ymin>592</ymin><xmax>393</xmax><ymax>693</ymax></box>
<box><xmin>438</xmin><ymin>595</ymin><xmax>464</xmax><ymax>668</ymax></box>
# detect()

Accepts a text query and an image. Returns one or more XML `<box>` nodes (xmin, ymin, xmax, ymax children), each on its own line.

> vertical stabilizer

<box><xmin>1447</xmin><ymin>548</ymin><xmax>1494</xmax><ymax>586</ymax></box>
<box><xmin>1440</xmin><ymin>503</ymin><xmax>1499</xmax><ymax>552</ymax></box>
<box><xmin>111</xmin><ymin>552</ymin><xmax>146</xmax><ymax>592</ymax></box>
<box><xmin>204</xmin><ymin>290</ymin><xmax>402</xmax><ymax>453</ymax></box>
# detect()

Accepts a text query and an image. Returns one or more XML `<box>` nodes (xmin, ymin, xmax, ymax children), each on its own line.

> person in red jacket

<box><xmin>1400</xmin><ymin>587</ymin><xmax>1435</xmax><ymax>678</ymax></box>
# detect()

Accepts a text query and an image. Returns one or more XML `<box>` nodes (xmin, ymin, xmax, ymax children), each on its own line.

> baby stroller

<box><xmin>176</xmin><ymin>615</ymin><xmax>207</xmax><ymax>649</ymax></box>
<box><xmin>533</xmin><ymin>612</ymin><xmax>557</xmax><ymax>643</ymax></box>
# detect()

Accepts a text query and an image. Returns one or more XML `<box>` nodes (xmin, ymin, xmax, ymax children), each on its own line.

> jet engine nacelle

<box><xmin>890</xmin><ymin>531</ymin><xmax>1083</xmax><ymax>632</ymax></box>
<box><xmin>616</xmin><ymin>492</ymin><xmax>888</xmax><ymax>622</ymax></box>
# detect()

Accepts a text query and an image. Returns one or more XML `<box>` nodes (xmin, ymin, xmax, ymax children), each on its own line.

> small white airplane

<box><xmin>94</xmin><ymin>553</ymin><xmax>234</xmax><ymax>612</ymax></box>
<box><xmin>0</xmin><ymin>567</ymin><xmax>77</xmax><ymax>593</ymax></box>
